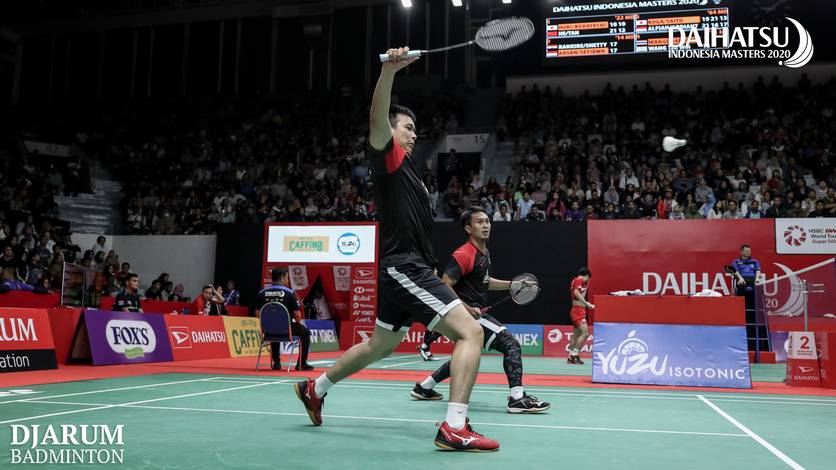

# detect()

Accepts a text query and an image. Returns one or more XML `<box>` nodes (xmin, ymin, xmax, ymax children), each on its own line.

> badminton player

<box><xmin>567</xmin><ymin>267</ymin><xmax>594</xmax><ymax>364</ymax></box>
<box><xmin>411</xmin><ymin>207</ymin><xmax>550</xmax><ymax>414</ymax></box>
<box><xmin>294</xmin><ymin>47</ymin><xmax>499</xmax><ymax>452</ymax></box>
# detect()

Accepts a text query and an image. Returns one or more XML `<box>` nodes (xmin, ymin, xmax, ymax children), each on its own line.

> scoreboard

<box><xmin>546</xmin><ymin>7</ymin><xmax>730</xmax><ymax>59</ymax></box>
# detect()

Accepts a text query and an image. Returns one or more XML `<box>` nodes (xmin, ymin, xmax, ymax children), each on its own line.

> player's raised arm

<box><xmin>369</xmin><ymin>47</ymin><xmax>419</xmax><ymax>150</ymax></box>
<box><xmin>488</xmin><ymin>277</ymin><xmax>512</xmax><ymax>291</ymax></box>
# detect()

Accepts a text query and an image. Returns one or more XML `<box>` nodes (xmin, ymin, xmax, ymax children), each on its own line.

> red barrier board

<box><xmin>47</xmin><ymin>307</ymin><xmax>84</xmax><ymax>364</ymax></box>
<box><xmin>395</xmin><ymin>324</ymin><xmax>455</xmax><ymax>354</ymax></box>
<box><xmin>0</xmin><ymin>292</ymin><xmax>60</xmax><ymax>309</ymax></box>
<box><xmin>0</xmin><ymin>307</ymin><xmax>57</xmax><ymax>372</ymax></box>
<box><xmin>163</xmin><ymin>315</ymin><xmax>231</xmax><ymax>361</ymax></box>
<box><xmin>543</xmin><ymin>325</ymin><xmax>594</xmax><ymax>358</ymax></box>
<box><xmin>594</xmin><ymin>295</ymin><xmax>745</xmax><ymax>326</ymax></box>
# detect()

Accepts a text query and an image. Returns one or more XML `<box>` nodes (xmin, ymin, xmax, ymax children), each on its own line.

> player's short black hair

<box><xmin>272</xmin><ymin>267</ymin><xmax>288</xmax><ymax>282</ymax></box>
<box><xmin>578</xmin><ymin>267</ymin><xmax>592</xmax><ymax>277</ymax></box>
<box><xmin>202</xmin><ymin>285</ymin><xmax>213</xmax><ymax>291</ymax></box>
<box><xmin>460</xmin><ymin>206</ymin><xmax>486</xmax><ymax>227</ymax></box>
<box><xmin>126</xmin><ymin>272</ymin><xmax>138</xmax><ymax>281</ymax></box>
<box><xmin>389</xmin><ymin>105</ymin><xmax>416</xmax><ymax>128</ymax></box>
<box><xmin>740</xmin><ymin>244</ymin><xmax>750</xmax><ymax>250</ymax></box>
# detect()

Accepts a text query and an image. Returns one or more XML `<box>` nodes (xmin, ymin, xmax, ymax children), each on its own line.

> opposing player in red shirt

<box><xmin>567</xmin><ymin>267</ymin><xmax>593</xmax><ymax>364</ymax></box>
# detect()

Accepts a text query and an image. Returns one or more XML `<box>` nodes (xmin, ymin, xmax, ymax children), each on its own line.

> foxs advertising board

<box><xmin>592</xmin><ymin>322</ymin><xmax>751</xmax><ymax>388</ymax></box>
<box><xmin>84</xmin><ymin>310</ymin><xmax>173</xmax><ymax>365</ymax></box>
<box><xmin>0</xmin><ymin>308</ymin><xmax>57</xmax><ymax>372</ymax></box>
<box><xmin>164</xmin><ymin>315</ymin><xmax>230</xmax><ymax>361</ymax></box>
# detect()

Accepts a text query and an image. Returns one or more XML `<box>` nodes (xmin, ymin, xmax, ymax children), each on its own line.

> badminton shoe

<box><xmin>411</xmin><ymin>382</ymin><xmax>443</xmax><ymax>400</ymax></box>
<box><xmin>294</xmin><ymin>379</ymin><xmax>325</xmax><ymax>426</ymax></box>
<box><xmin>507</xmin><ymin>394</ymin><xmax>551</xmax><ymax>413</ymax></box>
<box><xmin>435</xmin><ymin>419</ymin><xmax>499</xmax><ymax>452</ymax></box>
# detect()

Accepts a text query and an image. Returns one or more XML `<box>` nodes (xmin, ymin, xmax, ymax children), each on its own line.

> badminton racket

<box><xmin>379</xmin><ymin>16</ymin><xmax>535</xmax><ymax>62</ymax></box>
<box><xmin>481</xmin><ymin>273</ymin><xmax>539</xmax><ymax>313</ymax></box>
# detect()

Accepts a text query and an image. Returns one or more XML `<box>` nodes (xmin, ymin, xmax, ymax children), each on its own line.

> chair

<box><xmin>256</xmin><ymin>303</ymin><xmax>300</xmax><ymax>372</ymax></box>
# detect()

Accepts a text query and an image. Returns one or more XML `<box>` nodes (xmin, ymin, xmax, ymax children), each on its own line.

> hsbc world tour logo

<box><xmin>783</xmin><ymin>225</ymin><xmax>807</xmax><ymax>246</ymax></box>
<box><xmin>668</xmin><ymin>17</ymin><xmax>813</xmax><ymax>68</ymax></box>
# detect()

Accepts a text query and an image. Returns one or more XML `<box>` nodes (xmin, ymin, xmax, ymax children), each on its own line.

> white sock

<box><xmin>571</xmin><ymin>348</ymin><xmax>580</xmax><ymax>356</ymax></box>
<box><xmin>510</xmin><ymin>386</ymin><xmax>524</xmax><ymax>400</ymax></box>
<box><xmin>445</xmin><ymin>402</ymin><xmax>467</xmax><ymax>430</ymax></box>
<box><xmin>420</xmin><ymin>376</ymin><xmax>437</xmax><ymax>390</ymax></box>
<box><xmin>314</xmin><ymin>373</ymin><xmax>334</xmax><ymax>397</ymax></box>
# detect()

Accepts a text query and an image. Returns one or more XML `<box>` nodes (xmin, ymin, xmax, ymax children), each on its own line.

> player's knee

<box><xmin>461</xmin><ymin>319</ymin><xmax>483</xmax><ymax>343</ymax></box>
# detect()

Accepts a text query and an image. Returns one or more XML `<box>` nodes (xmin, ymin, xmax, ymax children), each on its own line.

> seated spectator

<box><xmin>311</xmin><ymin>289</ymin><xmax>332</xmax><ymax>320</ymax></box>
<box><xmin>145</xmin><ymin>280</ymin><xmax>164</xmax><ymax>300</ymax></box>
<box><xmin>168</xmin><ymin>283</ymin><xmax>189</xmax><ymax>302</ymax></box>
<box><xmin>91</xmin><ymin>235</ymin><xmax>107</xmax><ymax>255</ymax></box>
<box><xmin>492</xmin><ymin>202</ymin><xmax>512</xmax><ymax>222</ymax></box>
<box><xmin>0</xmin><ymin>267</ymin><xmax>48</xmax><ymax>294</ymax></box>
<box><xmin>525</xmin><ymin>205</ymin><xmax>546</xmax><ymax>222</ymax></box>
<box><xmin>224</xmin><ymin>280</ymin><xmax>240</xmax><ymax>306</ymax></box>
<box><xmin>194</xmin><ymin>284</ymin><xmax>226</xmax><ymax>316</ymax></box>
<box><xmin>113</xmin><ymin>273</ymin><xmax>143</xmax><ymax>312</ymax></box>
<box><xmin>565</xmin><ymin>201</ymin><xmax>586</xmax><ymax>221</ymax></box>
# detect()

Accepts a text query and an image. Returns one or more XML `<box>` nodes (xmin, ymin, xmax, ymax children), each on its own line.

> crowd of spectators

<box><xmin>99</xmin><ymin>90</ymin><xmax>461</xmax><ymax>234</ymax></box>
<box><xmin>442</xmin><ymin>75</ymin><xmax>836</xmax><ymax>221</ymax></box>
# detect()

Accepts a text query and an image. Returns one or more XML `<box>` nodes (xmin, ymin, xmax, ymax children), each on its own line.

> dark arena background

<box><xmin>1</xmin><ymin>0</ymin><xmax>836</xmax><ymax>468</ymax></box>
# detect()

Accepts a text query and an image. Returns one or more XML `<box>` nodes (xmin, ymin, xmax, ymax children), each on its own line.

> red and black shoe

<box><xmin>294</xmin><ymin>379</ymin><xmax>325</xmax><ymax>426</ymax></box>
<box><xmin>435</xmin><ymin>419</ymin><xmax>499</xmax><ymax>452</ymax></box>
<box><xmin>567</xmin><ymin>355</ymin><xmax>584</xmax><ymax>365</ymax></box>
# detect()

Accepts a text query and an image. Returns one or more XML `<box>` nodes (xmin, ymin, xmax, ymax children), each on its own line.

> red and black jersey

<box><xmin>570</xmin><ymin>276</ymin><xmax>589</xmax><ymax>301</ymax></box>
<box><xmin>369</xmin><ymin>138</ymin><xmax>437</xmax><ymax>267</ymax></box>
<box><xmin>444</xmin><ymin>241</ymin><xmax>490</xmax><ymax>308</ymax></box>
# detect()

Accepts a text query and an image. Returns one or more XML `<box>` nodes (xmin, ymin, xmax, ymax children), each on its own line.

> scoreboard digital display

<box><xmin>545</xmin><ymin>1</ymin><xmax>732</xmax><ymax>59</ymax></box>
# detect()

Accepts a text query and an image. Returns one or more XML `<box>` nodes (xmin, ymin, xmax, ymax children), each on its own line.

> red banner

<box><xmin>395</xmin><ymin>323</ymin><xmax>455</xmax><ymax>353</ymax></box>
<box><xmin>588</xmin><ymin>220</ymin><xmax>830</xmax><ymax>299</ymax></box>
<box><xmin>1</xmin><ymin>308</ymin><xmax>57</xmax><ymax>372</ymax></box>
<box><xmin>543</xmin><ymin>325</ymin><xmax>593</xmax><ymax>358</ymax></box>
<box><xmin>349</xmin><ymin>265</ymin><xmax>378</xmax><ymax>323</ymax></box>
<box><xmin>163</xmin><ymin>315</ymin><xmax>230</xmax><ymax>361</ymax></box>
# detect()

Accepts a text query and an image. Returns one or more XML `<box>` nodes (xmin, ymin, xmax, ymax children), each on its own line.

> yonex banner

<box><xmin>504</xmin><ymin>324</ymin><xmax>543</xmax><ymax>356</ymax></box>
<box><xmin>543</xmin><ymin>325</ymin><xmax>593</xmax><ymax>358</ymax></box>
<box><xmin>223</xmin><ymin>316</ymin><xmax>262</xmax><ymax>357</ymax></box>
<box><xmin>0</xmin><ymin>308</ymin><xmax>57</xmax><ymax>373</ymax></box>
<box><xmin>302</xmin><ymin>319</ymin><xmax>339</xmax><ymax>352</ymax></box>
<box><xmin>84</xmin><ymin>310</ymin><xmax>173</xmax><ymax>366</ymax></box>
<box><xmin>164</xmin><ymin>315</ymin><xmax>230</xmax><ymax>361</ymax></box>
<box><xmin>592</xmin><ymin>322</ymin><xmax>751</xmax><ymax>388</ymax></box>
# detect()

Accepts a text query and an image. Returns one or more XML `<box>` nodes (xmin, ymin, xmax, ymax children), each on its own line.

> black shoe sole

<box><xmin>506</xmin><ymin>403</ymin><xmax>551</xmax><ymax>414</ymax></box>
<box><xmin>434</xmin><ymin>440</ymin><xmax>499</xmax><ymax>452</ymax></box>
<box><xmin>410</xmin><ymin>390</ymin><xmax>443</xmax><ymax>400</ymax></box>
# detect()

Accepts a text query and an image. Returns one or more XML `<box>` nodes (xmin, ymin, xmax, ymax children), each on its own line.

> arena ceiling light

<box><xmin>401</xmin><ymin>0</ymin><xmax>412</xmax><ymax>8</ymax></box>
<box><xmin>502</xmin><ymin>0</ymin><xmax>512</xmax><ymax>4</ymax></box>
<box><xmin>452</xmin><ymin>0</ymin><xmax>463</xmax><ymax>7</ymax></box>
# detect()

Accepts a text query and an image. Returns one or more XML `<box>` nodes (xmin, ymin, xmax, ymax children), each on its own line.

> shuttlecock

<box><xmin>662</xmin><ymin>136</ymin><xmax>687</xmax><ymax>152</ymax></box>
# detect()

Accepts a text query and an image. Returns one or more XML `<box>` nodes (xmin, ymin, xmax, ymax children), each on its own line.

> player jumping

<box><xmin>294</xmin><ymin>47</ymin><xmax>499</xmax><ymax>452</ymax></box>
<box><xmin>411</xmin><ymin>207</ymin><xmax>550</xmax><ymax>413</ymax></box>
<box><xmin>567</xmin><ymin>267</ymin><xmax>593</xmax><ymax>364</ymax></box>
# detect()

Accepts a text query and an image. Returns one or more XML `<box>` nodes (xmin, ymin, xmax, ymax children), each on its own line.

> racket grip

<box><xmin>379</xmin><ymin>50</ymin><xmax>423</xmax><ymax>62</ymax></box>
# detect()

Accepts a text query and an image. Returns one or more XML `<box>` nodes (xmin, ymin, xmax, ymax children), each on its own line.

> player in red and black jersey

<box><xmin>567</xmin><ymin>267</ymin><xmax>594</xmax><ymax>365</ymax></box>
<box><xmin>294</xmin><ymin>47</ymin><xmax>497</xmax><ymax>452</ymax></box>
<box><xmin>411</xmin><ymin>207</ymin><xmax>550</xmax><ymax>414</ymax></box>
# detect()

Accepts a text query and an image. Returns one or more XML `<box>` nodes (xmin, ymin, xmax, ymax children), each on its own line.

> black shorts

<box><xmin>376</xmin><ymin>262</ymin><xmax>461</xmax><ymax>332</ymax></box>
<box><xmin>479</xmin><ymin>314</ymin><xmax>508</xmax><ymax>350</ymax></box>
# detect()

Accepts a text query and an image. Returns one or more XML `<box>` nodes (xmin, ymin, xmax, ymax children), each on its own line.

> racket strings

<box><xmin>475</xmin><ymin>17</ymin><xmax>535</xmax><ymax>51</ymax></box>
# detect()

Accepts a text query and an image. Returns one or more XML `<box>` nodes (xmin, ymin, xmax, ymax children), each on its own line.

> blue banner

<box><xmin>502</xmin><ymin>324</ymin><xmax>543</xmax><ymax>355</ymax></box>
<box><xmin>592</xmin><ymin>322</ymin><xmax>751</xmax><ymax>388</ymax></box>
<box><xmin>301</xmin><ymin>319</ymin><xmax>339</xmax><ymax>352</ymax></box>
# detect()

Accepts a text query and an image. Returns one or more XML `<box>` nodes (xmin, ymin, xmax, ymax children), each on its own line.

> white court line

<box><xmin>20</xmin><ymin>399</ymin><xmax>747</xmax><ymax>438</ymax></box>
<box><xmin>698</xmin><ymin>395</ymin><xmax>805</xmax><ymax>470</ymax></box>
<box><xmin>379</xmin><ymin>358</ymin><xmax>447</xmax><ymax>369</ymax></box>
<box><xmin>0</xmin><ymin>376</ymin><xmax>223</xmax><ymax>405</ymax></box>
<box><xmin>0</xmin><ymin>380</ymin><xmax>286</xmax><ymax>425</ymax></box>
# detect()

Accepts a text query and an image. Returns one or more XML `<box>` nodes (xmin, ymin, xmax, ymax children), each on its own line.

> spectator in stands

<box><xmin>765</xmin><ymin>195</ymin><xmax>785</xmax><ymax>218</ymax></box>
<box><xmin>744</xmin><ymin>200</ymin><xmax>764</xmax><ymax>219</ymax></box>
<box><xmin>168</xmin><ymin>284</ymin><xmax>189</xmax><ymax>302</ymax></box>
<box><xmin>194</xmin><ymin>284</ymin><xmax>226</xmax><ymax>316</ymax></box>
<box><xmin>525</xmin><ymin>204</ymin><xmax>546</xmax><ymax>222</ymax></box>
<box><xmin>225</xmin><ymin>280</ymin><xmax>240</xmax><ymax>306</ymax></box>
<box><xmin>515</xmin><ymin>192</ymin><xmax>534</xmax><ymax>221</ymax></box>
<box><xmin>809</xmin><ymin>201</ymin><xmax>833</xmax><ymax>218</ymax></box>
<box><xmin>311</xmin><ymin>288</ymin><xmax>332</xmax><ymax>321</ymax></box>
<box><xmin>91</xmin><ymin>236</ymin><xmax>107</xmax><ymax>255</ymax></box>
<box><xmin>0</xmin><ymin>267</ymin><xmax>48</xmax><ymax>294</ymax></box>
<box><xmin>113</xmin><ymin>273</ymin><xmax>143</xmax><ymax>312</ymax></box>
<box><xmin>145</xmin><ymin>280</ymin><xmax>164</xmax><ymax>300</ymax></box>
<box><xmin>623</xmin><ymin>201</ymin><xmax>642</xmax><ymax>219</ymax></box>
<box><xmin>0</xmin><ymin>246</ymin><xmax>17</xmax><ymax>272</ymax></box>
<box><xmin>707</xmin><ymin>201</ymin><xmax>724</xmax><ymax>220</ymax></box>
<box><xmin>492</xmin><ymin>202</ymin><xmax>511</xmax><ymax>222</ymax></box>
<box><xmin>565</xmin><ymin>200</ymin><xmax>585</xmax><ymax>221</ymax></box>
<box><xmin>723</xmin><ymin>200</ymin><xmax>742</xmax><ymax>219</ymax></box>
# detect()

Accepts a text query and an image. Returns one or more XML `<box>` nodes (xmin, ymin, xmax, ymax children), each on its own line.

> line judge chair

<box><xmin>256</xmin><ymin>302</ymin><xmax>300</xmax><ymax>373</ymax></box>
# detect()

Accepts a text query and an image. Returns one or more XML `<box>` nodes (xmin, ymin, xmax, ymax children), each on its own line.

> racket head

<box><xmin>474</xmin><ymin>17</ymin><xmax>535</xmax><ymax>52</ymax></box>
<box><xmin>510</xmin><ymin>273</ymin><xmax>539</xmax><ymax>305</ymax></box>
